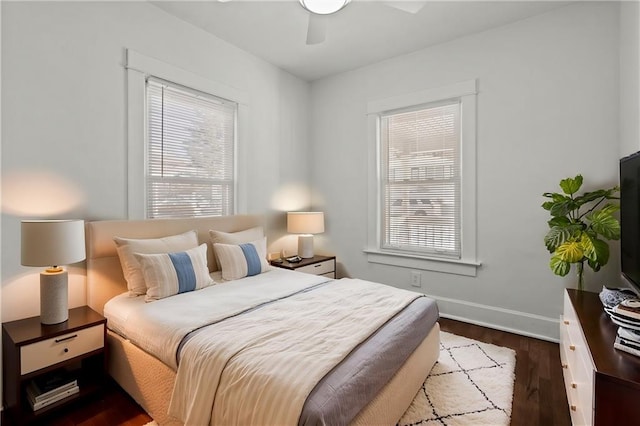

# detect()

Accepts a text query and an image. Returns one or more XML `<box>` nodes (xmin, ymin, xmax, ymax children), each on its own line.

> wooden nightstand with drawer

<box><xmin>271</xmin><ymin>255</ymin><xmax>336</xmax><ymax>278</ymax></box>
<box><xmin>2</xmin><ymin>306</ymin><xmax>107</xmax><ymax>424</ymax></box>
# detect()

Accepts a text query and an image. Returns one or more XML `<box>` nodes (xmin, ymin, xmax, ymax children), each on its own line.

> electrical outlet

<box><xmin>410</xmin><ymin>270</ymin><xmax>421</xmax><ymax>288</ymax></box>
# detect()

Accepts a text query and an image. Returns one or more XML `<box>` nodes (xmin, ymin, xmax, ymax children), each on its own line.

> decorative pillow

<box><xmin>135</xmin><ymin>244</ymin><xmax>214</xmax><ymax>301</ymax></box>
<box><xmin>209</xmin><ymin>226</ymin><xmax>265</xmax><ymax>269</ymax></box>
<box><xmin>214</xmin><ymin>237</ymin><xmax>271</xmax><ymax>281</ymax></box>
<box><xmin>114</xmin><ymin>230</ymin><xmax>199</xmax><ymax>296</ymax></box>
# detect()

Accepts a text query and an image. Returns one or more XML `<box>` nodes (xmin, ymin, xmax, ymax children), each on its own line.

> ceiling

<box><xmin>151</xmin><ymin>0</ymin><xmax>572</xmax><ymax>81</ymax></box>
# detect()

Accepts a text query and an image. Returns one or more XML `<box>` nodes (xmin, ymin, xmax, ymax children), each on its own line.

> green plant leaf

<box><xmin>543</xmin><ymin>192</ymin><xmax>572</xmax><ymax>203</ymax></box>
<box><xmin>588</xmin><ymin>209</ymin><xmax>621</xmax><ymax>240</ymax></box>
<box><xmin>555</xmin><ymin>241</ymin><xmax>584</xmax><ymax>263</ymax></box>
<box><xmin>591</xmin><ymin>237</ymin><xmax>610</xmax><ymax>265</ymax></box>
<box><xmin>574</xmin><ymin>189</ymin><xmax>610</xmax><ymax>206</ymax></box>
<box><xmin>581</xmin><ymin>233</ymin><xmax>596</xmax><ymax>262</ymax></box>
<box><xmin>599</xmin><ymin>203</ymin><xmax>620</xmax><ymax>216</ymax></box>
<box><xmin>587</xmin><ymin>258</ymin><xmax>602</xmax><ymax>272</ymax></box>
<box><xmin>541</xmin><ymin>201</ymin><xmax>554</xmax><ymax>211</ymax></box>
<box><xmin>547</xmin><ymin>216</ymin><xmax>571</xmax><ymax>227</ymax></box>
<box><xmin>550</xmin><ymin>255</ymin><xmax>571</xmax><ymax>276</ymax></box>
<box><xmin>542</xmin><ymin>193</ymin><xmax>572</xmax><ymax>214</ymax></box>
<box><xmin>544</xmin><ymin>226</ymin><xmax>572</xmax><ymax>252</ymax></box>
<box><xmin>583</xmin><ymin>237</ymin><xmax>609</xmax><ymax>272</ymax></box>
<box><xmin>598</xmin><ymin>186</ymin><xmax>620</xmax><ymax>200</ymax></box>
<box><xmin>559</xmin><ymin>175</ymin><xmax>583</xmax><ymax>195</ymax></box>
<box><xmin>550</xmin><ymin>199</ymin><xmax>579</xmax><ymax>217</ymax></box>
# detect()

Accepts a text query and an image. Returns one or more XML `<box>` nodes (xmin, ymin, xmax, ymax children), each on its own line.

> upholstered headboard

<box><xmin>85</xmin><ymin>215</ymin><xmax>263</xmax><ymax>314</ymax></box>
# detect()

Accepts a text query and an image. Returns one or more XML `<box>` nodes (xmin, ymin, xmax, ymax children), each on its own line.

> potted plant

<box><xmin>542</xmin><ymin>175</ymin><xmax>620</xmax><ymax>291</ymax></box>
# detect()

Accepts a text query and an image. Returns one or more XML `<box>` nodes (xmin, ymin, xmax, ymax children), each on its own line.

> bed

<box><xmin>85</xmin><ymin>215</ymin><xmax>440</xmax><ymax>425</ymax></box>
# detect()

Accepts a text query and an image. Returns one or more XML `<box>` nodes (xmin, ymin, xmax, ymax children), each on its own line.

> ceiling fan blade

<box><xmin>383</xmin><ymin>1</ymin><xmax>426</xmax><ymax>14</ymax></box>
<box><xmin>306</xmin><ymin>13</ymin><xmax>327</xmax><ymax>45</ymax></box>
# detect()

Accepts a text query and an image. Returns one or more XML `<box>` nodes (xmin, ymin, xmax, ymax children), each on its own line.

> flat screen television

<box><xmin>620</xmin><ymin>151</ymin><xmax>640</xmax><ymax>293</ymax></box>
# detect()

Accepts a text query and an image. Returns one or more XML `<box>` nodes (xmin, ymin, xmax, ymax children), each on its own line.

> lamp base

<box><xmin>298</xmin><ymin>234</ymin><xmax>315</xmax><ymax>259</ymax></box>
<box><xmin>40</xmin><ymin>270</ymin><xmax>68</xmax><ymax>325</ymax></box>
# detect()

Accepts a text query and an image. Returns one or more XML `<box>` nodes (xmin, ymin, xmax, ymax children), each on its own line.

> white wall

<box><xmin>619</xmin><ymin>1</ymin><xmax>640</xmax><ymax>157</ymax></box>
<box><xmin>0</xmin><ymin>1</ymin><xmax>635</xmax><ymax>340</ymax></box>
<box><xmin>0</xmin><ymin>2</ymin><xmax>310</xmax><ymax>322</ymax></box>
<box><xmin>310</xmin><ymin>2</ymin><xmax>622</xmax><ymax>340</ymax></box>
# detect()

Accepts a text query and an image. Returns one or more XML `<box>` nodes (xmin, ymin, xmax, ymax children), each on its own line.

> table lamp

<box><xmin>21</xmin><ymin>220</ymin><xmax>86</xmax><ymax>324</ymax></box>
<box><xmin>287</xmin><ymin>212</ymin><xmax>324</xmax><ymax>258</ymax></box>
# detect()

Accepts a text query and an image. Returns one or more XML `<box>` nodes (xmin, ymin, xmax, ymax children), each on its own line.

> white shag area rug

<box><xmin>398</xmin><ymin>331</ymin><xmax>516</xmax><ymax>426</ymax></box>
<box><xmin>144</xmin><ymin>331</ymin><xmax>516</xmax><ymax>426</ymax></box>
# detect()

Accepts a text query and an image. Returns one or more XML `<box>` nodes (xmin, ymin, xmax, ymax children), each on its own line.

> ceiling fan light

<box><xmin>299</xmin><ymin>0</ymin><xmax>351</xmax><ymax>15</ymax></box>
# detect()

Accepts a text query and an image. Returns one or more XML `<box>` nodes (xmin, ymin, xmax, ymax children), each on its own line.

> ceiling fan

<box><xmin>218</xmin><ymin>0</ymin><xmax>426</xmax><ymax>46</ymax></box>
<box><xmin>300</xmin><ymin>0</ymin><xmax>427</xmax><ymax>45</ymax></box>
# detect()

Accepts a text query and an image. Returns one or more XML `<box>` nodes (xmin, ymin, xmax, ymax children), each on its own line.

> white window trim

<box><xmin>125</xmin><ymin>48</ymin><xmax>248</xmax><ymax>219</ymax></box>
<box><xmin>365</xmin><ymin>80</ymin><xmax>480</xmax><ymax>277</ymax></box>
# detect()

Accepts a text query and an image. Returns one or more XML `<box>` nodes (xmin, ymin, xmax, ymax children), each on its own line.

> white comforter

<box><xmin>169</xmin><ymin>277</ymin><xmax>420</xmax><ymax>425</ymax></box>
<box><xmin>109</xmin><ymin>268</ymin><xmax>330</xmax><ymax>370</ymax></box>
<box><xmin>106</xmin><ymin>268</ymin><xmax>422</xmax><ymax>425</ymax></box>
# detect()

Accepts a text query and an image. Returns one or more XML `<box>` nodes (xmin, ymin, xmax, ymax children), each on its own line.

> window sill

<box><xmin>364</xmin><ymin>249</ymin><xmax>481</xmax><ymax>277</ymax></box>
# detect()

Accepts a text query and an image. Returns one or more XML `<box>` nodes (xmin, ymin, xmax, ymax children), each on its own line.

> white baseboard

<box><xmin>431</xmin><ymin>295</ymin><xmax>560</xmax><ymax>343</ymax></box>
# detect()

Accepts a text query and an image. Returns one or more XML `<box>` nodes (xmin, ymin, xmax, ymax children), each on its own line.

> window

<box><xmin>381</xmin><ymin>101</ymin><xmax>460</xmax><ymax>258</ymax></box>
<box><xmin>146</xmin><ymin>78</ymin><xmax>236</xmax><ymax>218</ymax></box>
<box><xmin>125</xmin><ymin>49</ymin><xmax>247</xmax><ymax>220</ymax></box>
<box><xmin>366</xmin><ymin>80</ymin><xmax>479</xmax><ymax>276</ymax></box>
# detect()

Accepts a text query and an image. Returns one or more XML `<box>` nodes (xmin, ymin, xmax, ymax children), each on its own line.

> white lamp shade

<box><xmin>21</xmin><ymin>220</ymin><xmax>86</xmax><ymax>267</ymax></box>
<box><xmin>287</xmin><ymin>212</ymin><xmax>325</xmax><ymax>235</ymax></box>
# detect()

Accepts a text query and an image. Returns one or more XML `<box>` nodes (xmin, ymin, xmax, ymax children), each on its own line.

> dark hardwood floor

<box><xmin>3</xmin><ymin>318</ymin><xmax>571</xmax><ymax>426</ymax></box>
<box><xmin>439</xmin><ymin>318</ymin><xmax>571</xmax><ymax>426</ymax></box>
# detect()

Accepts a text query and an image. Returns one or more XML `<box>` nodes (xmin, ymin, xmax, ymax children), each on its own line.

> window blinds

<box><xmin>146</xmin><ymin>78</ymin><xmax>236</xmax><ymax>218</ymax></box>
<box><xmin>380</xmin><ymin>101</ymin><xmax>461</xmax><ymax>258</ymax></box>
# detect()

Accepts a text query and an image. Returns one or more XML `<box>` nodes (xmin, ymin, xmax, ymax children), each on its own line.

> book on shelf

<box><xmin>618</xmin><ymin>327</ymin><xmax>640</xmax><ymax>344</ymax></box>
<box><xmin>26</xmin><ymin>369</ymin><xmax>78</xmax><ymax>403</ymax></box>
<box><xmin>27</xmin><ymin>385</ymin><xmax>79</xmax><ymax>411</ymax></box>
<box><xmin>614</xmin><ymin>335</ymin><xmax>640</xmax><ymax>357</ymax></box>
<box><xmin>614</xmin><ymin>299</ymin><xmax>640</xmax><ymax>321</ymax></box>
<box><xmin>26</xmin><ymin>379</ymin><xmax>77</xmax><ymax>403</ymax></box>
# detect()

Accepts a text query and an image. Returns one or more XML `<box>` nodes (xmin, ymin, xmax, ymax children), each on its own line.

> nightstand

<box><xmin>2</xmin><ymin>306</ymin><xmax>107</xmax><ymax>424</ymax></box>
<box><xmin>271</xmin><ymin>255</ymin><xmax>336</xmax><ymax>278</ymax></box>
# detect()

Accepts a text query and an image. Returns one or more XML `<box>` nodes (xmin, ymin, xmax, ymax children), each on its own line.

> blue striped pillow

<box><xmin>135</xmin><ymin>244</ymin><xmax>214</xmax><ymax>301</ymax></box>
<box><xmin>214</xmin><ymin>238</ymin><xmax>271</xmax><ymax>281</ymax></box>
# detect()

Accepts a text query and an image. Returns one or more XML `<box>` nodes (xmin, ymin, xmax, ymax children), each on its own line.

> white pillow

<box><xmin>209</xmin><ymin>226</ymin><xmax>264</xmax><ymax>269</ymax></box>
<box><xmin>209</xmin><ymin>226</ymin><xmax>264</xmax><ymax>245</ymax></box>
<box><xmin>114</xmin><ymin>230</ymin><xmax>199</xmax><ymax>296</ymax></box>
<box><xmin>214</xmin><ymin>237</ymin><xmax>271</xmax><ymax>281</ymax></box>
<box><xmin>135</xmin><ymin>244</ymin><xmax>214</xmax><ymax>301</ymax></box>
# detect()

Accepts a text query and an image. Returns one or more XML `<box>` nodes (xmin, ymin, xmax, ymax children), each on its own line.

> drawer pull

<box><xmin>564</xmin><ymin>320</ymin><xmax>570</xmax><ymax>325</ymax></box>
<box><xmin>63</xmin><ymin>348</ymin><xmax>69</xmax><ymax>353</ymax></box>
<box><xmin>562</xmin><ymin>364</ymin><xmax>568</xmax><ymax>369</ymax></box>
<box><xmin>569</xmin><ymin>345</ymin><xmax>576</xmax><ymax>351</ymax></box>
<box><xmin>571</xmin><ymin>382</ymin><xmax>577</xmax><ymax>389</ymax></box>
<box><xmin>314</xmin><ymin>264</ymin><xmax>321</xmax><ymax>268</ymax></box>
<box><xmin>571</xmin><ymin>405</ymin><xmax>577</xmax><ymax>411</ymax></box>
<box><xmin>55</xmin><ymin>334</ymin><xmax>78</xmax><ymax>343</ymax></box>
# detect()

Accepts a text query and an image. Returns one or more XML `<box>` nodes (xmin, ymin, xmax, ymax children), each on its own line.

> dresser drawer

<box><xmin>562</xmin><ymin>292</ymin><xmax>595</xmax><ymax>426</ymax></box>
<box><xmin>562</xmin><ymin>364</ymin><xmax>588</xmax><ymax>426</ymax></box>
<box><xmin>568</xmin><ymin>340</ymin><xmax>593</xmax><ymax>426</ymax></box>
<box><xmin>296</xmin><ymin>259</ymin><xmax>335</xmax><ymax>276</ymax></box>
<box><xmin>21</xmin><ymin>324</ymin><xmax>104</xmax><ymax>374</ymax></box>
